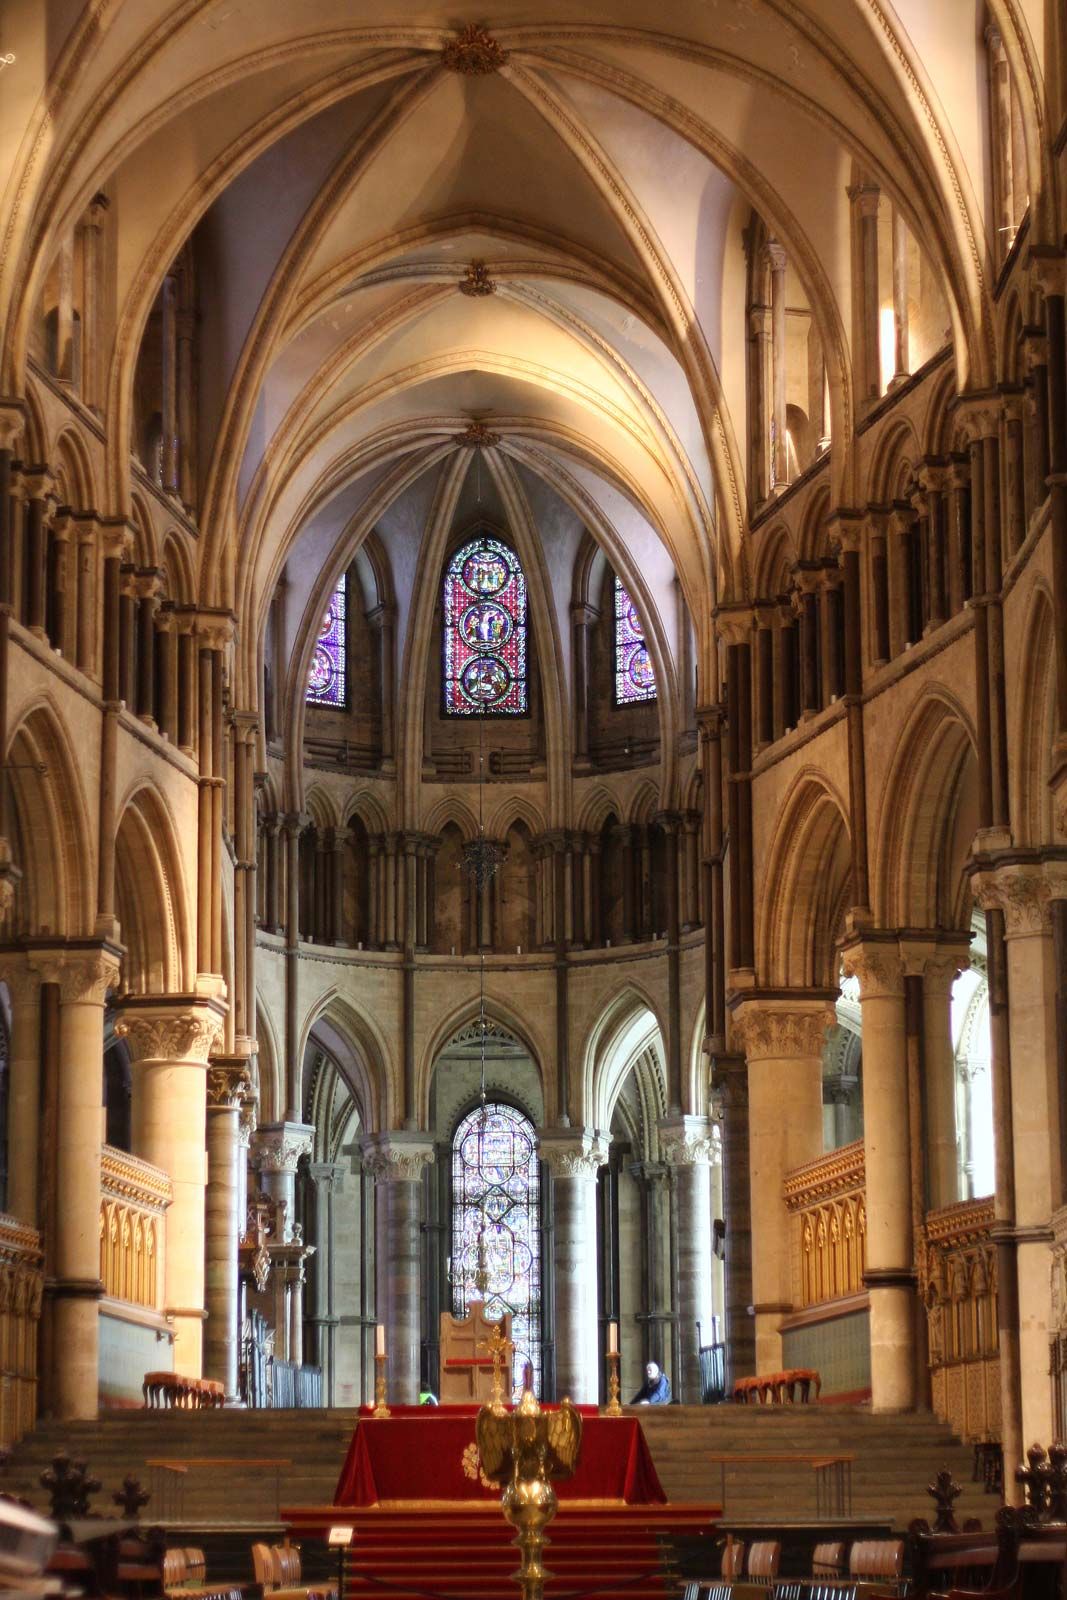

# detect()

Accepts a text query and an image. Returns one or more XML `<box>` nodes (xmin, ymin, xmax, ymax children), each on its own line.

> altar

<box><xmin>334</xmin><ymin>1407</ymin><xmax>668</xmax><ymax>1506</ymax></box>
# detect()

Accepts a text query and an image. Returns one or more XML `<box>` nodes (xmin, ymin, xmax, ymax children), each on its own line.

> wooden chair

<box><xmin>813</xmin><ymin>1544</ymin><xmax>846</xmax><ymax>1577</ymax></box>
<box><xmin>723</xmin><ymin>1540</ymin><xmax>746</xmax><ymax>1581</ymax></box>
<box><xmin>747</xmin><ymin>1542</ymin><xmax>782</xmax><ymax>1585</ymax></box>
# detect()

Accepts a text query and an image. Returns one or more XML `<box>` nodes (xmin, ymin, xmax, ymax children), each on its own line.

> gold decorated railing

<box><xmin>784</xmin><ymin>1140</ymin><xmax>867</xmax><ymax>1307</ymax></box>
<box><xmin>919</xmin><ymin>1196</ymin><xmax>998</xmax><ymax>1442</ymax></box>
<box><xmin>100</xmin><ymin>1145</ymin><xmax>172</xmax><ymax>1309</ymax></box>
<box><xmin>0</xmin><ymin>1214</ymin><xmax>43</xmax><ymax>1447</ymax></box>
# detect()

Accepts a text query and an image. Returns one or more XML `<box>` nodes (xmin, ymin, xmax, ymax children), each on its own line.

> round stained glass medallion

<box><xmin>308</xmin><ymin>643</ymin><xmax>334</xmax><ymax>695</ymax></box>
<box><xmin>627</xmin><ymin>644</ymin><xmax>655</xmax><ymax>692</ymax></box>
<box><xmin>625</xmin><ymin>601</ymin><xmax>643</xmax><ymax>637</ymax></box>
<box><xmin>461</xmin><ymin>600</ymin><xmax>512</xmax><ymax>651</ymax></box>
<box><xmin>461</xmin><ymin>551</ymin><xmax>508</xmax><ymax>597</ymax></box>
<box><xmin>461</xmin><ymin>655</ymin><xmax>511</xmax><ymax>706</ymax></box>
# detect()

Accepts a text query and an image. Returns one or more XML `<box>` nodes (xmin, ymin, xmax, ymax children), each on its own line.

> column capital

<box><xmin>848</xmin><ymin>180</ymin><xmax>881</xmax><ymax>217</ymax></box>
<box><xmin>253</xmin><ymin>1120</ymin><xmax>314</xmax><ymax>1173</ymax></box>
<box><xmin>658</xmin><ymin>1115</ymin><xmax>717</xmax><ymax>1168</ymax></box>
<box><xmin>826</xmin><ymin>508</ymin><xmax>864</xmax><ymax>553</ymax></box>
<box><xmin>26</xmin><ymin>940</ymin><xmax>122</xmax><ymax>1004</ymax></box>
<box><xmin>952</xmin><ymin>393</ymin><xmax>1001</xmax><ymax>444</ymax></box>
<box><xmin>971</xmin><ymin>858</ymin><xmax>1067</xmax><ymax>936</ymax></box>
<box><xmin>0</xmin><ymin>400</ymin><xmax>26</xmax><ymax>452</ymax></box>
<box><xmin>762</xmin><ymin>239</ymin><xmax>788</xmax><ymax>274</ymax></box>
<box><xmin>308</xmin><ymin>1160</ymin><xmax>346</xmax><ymax>1194</ymax></box>
<box><xmin>360</xmin><ymin>1130</ymin><xmax>435</xmax><ymax>1182</ymax></box>
<box><xmin>238</xmin><ymin>1097</ymin><xmax>258</xmax><ymax>1149</ymax></box>
<box><xmin>898</xmin><ymin>932</ymin><xmax>972</xmax><ymax>987</ymax></box>
<box><xmin>713</xmin><ymin>604</ymin><xmax>754</xmax><ymax>648</ymax></box>
<box><xmin>730</xmin><ymin>994</ymin><xmax>836</xmax><ymax>1060</ymax></box>
<box><xmin>206</xmin><ymin>1054</ymin><xmax>253</xmax><ymax>1110</ymax></box>
<box><xmin>840</xmin><ymin>936</ymin><xmax>905</xmax><ymax>999</ymax></box>
<box><xmin>192</xmin><ymin>607</ymin><xmax>235</xmax><ymax>651</ymax></box>
<box><xmin>0</xmin><ymin>953</ymin><xmax>41</xmax><ymax>1002</ymax></box>
<box><xmin>1029</xmin><ymin>246</ymin><xmax>1067</xmax><ymax>301</ymax></box>
<box><xmin>115</xmin><ymin>995</ymin><xmax>227</xmax><ymax>1064</ymax></box>
<box><xmin>537</xmin><ymin>1126</ymin><xmax>610</xmax><ymax>1179</ymax></box>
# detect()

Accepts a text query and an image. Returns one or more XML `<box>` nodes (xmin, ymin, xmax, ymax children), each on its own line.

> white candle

<box><xmin>608</xmin><ymin>1321</ymin><xmax>618</xmax><ymax>1355</ymax></box>
<box><xmin>375</xmin><ymin>1324</ymin><xmax>386</xmax><ymax>1359</ymax></box>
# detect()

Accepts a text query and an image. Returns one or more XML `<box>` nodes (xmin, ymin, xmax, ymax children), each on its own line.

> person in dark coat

<box><xmin>631</xmin><ymin>1360</ymin><xmax>671</xmax><ymax>1404</ymax></box>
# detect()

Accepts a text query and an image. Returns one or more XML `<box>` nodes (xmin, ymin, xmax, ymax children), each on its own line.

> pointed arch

<box><xmin>580</xmin><ymin>983</ymin><xmax>667</xmax><ymax>1132</ymax></box>
<box><xmin>757</xmin><ymin>770</ymin><xmax>851</xmax><ymax>989</ymax></box>
<box><xmin>298</xmin><ymin>990</ymin><xmax>389</xmax><ymax>1135</ymax></box>
<box><xmin>417</xmin><ymin>994</ymin><xmax>549</xmax><ymax>1130</ymax></box>
<box><xmin>1013</xmin><ymin>581</ymin><xmax>1057</xmax><ymax>846</ymax></box>
<box><xmin>114</xmin><ymin>784</ymin><xmax>190</xmax><ymax>994</ymax></box>
<box><xmin>4</xmin><ymin>700</ymin><xmax>93</xmax><ymax>940</ymax></box>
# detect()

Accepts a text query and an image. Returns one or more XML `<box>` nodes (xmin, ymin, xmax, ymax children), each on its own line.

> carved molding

<box><xmin>732</xmin><ymin>1000</ymin><xmax>835</xmax><ymax>1061</ymax></box>
<box><xmin>206</xmin><ymin>1057</ymin><xmax>253</xmax><ymax>1110</ymax></box>
<box><xmin>784</xmin><ymin>1139</ymin><xmax>866</xmax><ymax>1209</ymax></box>
<box><xmin>840</xmin><ymin>941</ymin><xmax>905</xmax><ymax>999</ymax></box>
<box><xmin>537</xmin><ymin>1127</ymin><xmax>610</xmax><ymax>1180</ymax></box>
<box><xmin>459</xmin><ymin>260</ymin><xmax>496</xmax><ymax>297</ymax></box>
<box><xmin>360</xmin><ymin>1132</ymin><xmax>435</xmax><ymax>1183</ymax></box>
<box><xmin>441</xmin><ymin>24</ymin><xmax>508</xmax><ymax>74</ymax></box>
<box><xmin>29</xmin><ymin>946</ymin><xmax>121</xmax><ymax>1005</ymax></box>
<box><xmin>658</xmin><ymin>1116</ymin><xmax>716</xmax><ymax>1168</ymax></box>
<box><xmin>101</xmin><ymin>1145</ymin><xmax>173</xmax><ymax>1212</ymax></box>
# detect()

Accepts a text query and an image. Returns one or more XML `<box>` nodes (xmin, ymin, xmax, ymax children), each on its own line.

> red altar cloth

<box><xmin>334</xmin><ymin>1408</ymin><xmax>667</xmax><ymax>1506</ymax></box>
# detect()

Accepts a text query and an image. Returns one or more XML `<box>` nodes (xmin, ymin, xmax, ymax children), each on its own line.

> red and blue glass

<box><xmin>614</xmin><ymin>576</ymin><xmax>656</xmax><ymax>704</ymax></box>
<box><xmin>306</xmin><ymin>579</ymin><xmax>347</xmax><ymax>707</ymax></box>
<box><xmin>452</xmin><ymin>1102</ymin><xmax>541</xmax><ymax>1400</ymax></box>
<box><xmin>444</xmin><ymin>536</ymin><xmax>527</xmax><ymax>715</ymax></box>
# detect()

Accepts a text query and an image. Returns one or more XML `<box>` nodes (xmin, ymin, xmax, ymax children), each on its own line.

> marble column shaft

<box><xmin>361</xmin><ymin>1133</ymin><xmax>434</xmax><ymax>1405</ymax></box>
<box><xmin>540</xmin><ymin>1128</ymin><xmax>608</xmax><ymax>1404</ymax></box>
<box><xmin>660</xmin><ymin>1118</ymin><xmax>715</xmax><ymax>1403</ymax></box>
<box><xmin>204</xmin><ymin>1058</ymin><xmax>251</xmax><ymax>1398</ymax></box>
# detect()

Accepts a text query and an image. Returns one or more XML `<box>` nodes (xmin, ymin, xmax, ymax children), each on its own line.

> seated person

<box><xmin>631</xmin><ymin>1360</ymin><xmax>671</xmax><ymax>1405</ymax></box>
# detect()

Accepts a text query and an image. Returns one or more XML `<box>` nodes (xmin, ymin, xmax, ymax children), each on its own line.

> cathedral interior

<box><xmin>0</xmin><ymin>0</ymin><xmax>1066</xmax><ymax>1547</ymax></box>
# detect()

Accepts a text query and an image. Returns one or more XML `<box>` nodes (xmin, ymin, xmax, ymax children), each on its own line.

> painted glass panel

<box><xmin>614</xmin><ymin>576</ymin><xmax>656</xmax><ymax>704</ymax></box>
<box><xmin>443</xmin><ymin>535</ymin><xmax>527</xmax><ymax>715</ymax></box>
<box><xmin>451</xmin><ymin>1102</ymin><xmax>541</xmax><ymax>1399</ymax></box>
<box><xmin>306</xmin><ymin>578</ymin><xmax>347</xmax><ymax>707</ymax></box>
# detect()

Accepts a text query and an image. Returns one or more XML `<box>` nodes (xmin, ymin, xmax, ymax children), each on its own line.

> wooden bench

<box><xmin>251</xmin><ymin>1542</ymin><xmax>335</xmax><ymax>1600</ymax></box>
<box><xmin>734</xmin><ymin>1369</ymin><xmax>822</xmax><ymax>1404</ymax></box>
<box><xmin>144</xmin><ymin>1373</ymin><xmax>225</xmax><ymax>1409</ymax></box>
<box><xmin>690</xmin><ymin>1536</ymin><xmax>909</xmax><ymax>1600</ymax></box>
<box><xmin>163</xmin><ymin>1544</ymin><xmax>245</xmax><ymax>1600</ymax></box>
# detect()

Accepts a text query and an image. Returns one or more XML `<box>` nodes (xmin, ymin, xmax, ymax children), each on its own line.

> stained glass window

<box><xmin>452</xmin><ymin>1102</ymin><xmax>541</xmax><ymax>1399</ymax></box>
<box><xmin>614</xmin><ymin>576</ymin><xmax>656</xmax><ymax>705</ymax></box>
<box><xmin>443</xmin><ymin>535</ymin><xmax>527</xmax><ymax>715</ymax></box>
<box><xmin>306</xmin><ymin>577</ymin><xmax>347</xmax><ymax>708</ymax></box>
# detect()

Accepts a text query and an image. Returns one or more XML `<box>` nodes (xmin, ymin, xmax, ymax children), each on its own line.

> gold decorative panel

<box><xmin>784</xmin><ymin>1141</ymin><xmax>867</xmax><ymax>1307</ymax></box>
<box><xmin>919</xmin><ymin>1197</ymin><xmax>999</xmax><ymax>1442</ymax></box>
<box><xmin>99</xmin><ymin>1145</ymin><xmax>172</xmax><ymax>1310</ymax></box>
<box><xmin>0</xmin><ymin>1214</ymin><xmax>42</xmax><ymax>1447</ymax></box>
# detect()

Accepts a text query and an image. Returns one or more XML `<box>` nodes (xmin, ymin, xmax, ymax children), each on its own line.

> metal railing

<box><xmin>270</xmin><ymin>1359</ymin><xmax>323</xmax><ymax>1408</ymax></box>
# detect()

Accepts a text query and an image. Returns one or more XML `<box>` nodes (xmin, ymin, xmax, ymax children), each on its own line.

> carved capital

<box><xmin>206</xmin><ymin>1055</ymin><xmax>253</xmax><ymax>1110</ymax></box>
<box><xmin>899</xmin><ymin>935</ymin><xmax>971</xmax><ymax>990</ymax></box>
<box><xmin>253</xmin><ymin>1121</ymin><xmax>314</xmax><ymax>1173</ymax></box>
<box><xmin>971</xmin><ymin>861</ymin><xmax>1067</xmax><ymax>936</ymax></box>
<box><xmin>441</xmin><ymin>24</ymin><xmax>508</xmax><ymax>74</ymax></box>
<box><xmin>713</xmin><ymin>604</ymin><xmax>754</xmax><ymax>648</ymax></box>
<box><xmin>0</xmin><ymin>401</ymin><xmax>26</xmax><ymax>452</ymax></box>
<box><xmin>0</xmin><ymin>957</ymin><xmax>40</xmax><ymax>1005</ymax></box>
<box><xmin>537</xmin><ymin>1126</ymin><xmax>609</xmax><ymax>1180</ymax></box>
<box><xmin>658</xmin><ymin>1115</ymin><xmax>717</xmax><ymax>1168</ymax></box>
<box><xmin>29</xmin><ymin>944</ymin><xmax>122</xmax><ymax>1006</ymax></box>
<box><xmin>731</xmin><ymin>997</ymin><xmax>835</xmax><ymax>1061</ymax></box>
<box><xmin>360</xmin><ymin>1131</ymin><xmax>435</xmax><ymax>1183</ymax></box>
<box><xmin>116</xmin><ymin>997</ymin><xmax>226</xmax><ymax>1064</ymax></box>
<box><xmin>238</xmin><ymin>1097</ymin><xmax>257</xmax><ymax>1148</ymax></box>
<box><xmin>840</xmin><ymin>938</ymin><xmax>905</xmax><ymax>1000</ymax></box>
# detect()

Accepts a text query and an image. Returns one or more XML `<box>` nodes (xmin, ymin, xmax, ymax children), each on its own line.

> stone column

<box><xmin>660</xmin><ymin>1117</ymin><xmax>715</xmax><ymax>1402</ymax></box>
<box><xmin>765</xmin><ymin>240</ymin><xmax>789</xmax><ymax>488</ymax></box>
<box><xmin>80</xmin><ymin>194</ymin><xmax>108</xmax><ymax>414</ymax></box>
<box><xmin>900</xmin><ymin>937</ymin><xmax>971</xmax><ymax>1211</ymax></box>
<box><xmin>361</xmin><ymin>1133</ymin><xmax>434</xmax><ymax>1405</ymax></box>
<box><xmin>889</xmin><ymin>207</ymin><xmax>910</xmax><ymax>388</ymax></box>
<box><xmin>204</xmin><ymin>1056</ymin><xmax>252</xmax><ymax>1399</ymax></box>
<box><xmin>539</xmin><ymin>1128</ymin><xmax>609</xmax><ymax>1403</ymax></box>
<box><xmin>308</xmin><ymin>1162</ymin><xmax>345</xmax><ymax>1401</ymax></box>
<box><xmin>161</xmin><ymin>272</ymin><xmax>179</xmax><ymax>495</ymax></box>
<box><xmin>119</xmin><ymin>996</ymin><xmax>226</xmax><ymax>1376</ymax></box>
<box><xmin>972</xmin><ymin>863</ymin><xmax>1065</xmax><ymax>1443</ymax></box>
<box><xmin>841</xmin><ymin>939</ymin><xmax>916</xmax><ymax>1410</ymax></box>
<box><xmin>0</xmin><ymin>960</ymin><xmax>42</xmax><ymax>1225</ymax></box>
<box><xmin>23</xmin><ymin>470</ymin><xmax>54</xmax><ymax>640</ymax></box>
<box><xmin>571</xmin><ymin>602</ymin><xmax>597</xmax><ymax>767</ymax></box>
<box><xmin>851</xmin><ymin>180</ymin><xmax>882</xmax><ymax>404</ymax></box>
<box><xmin>253</xmin><ymin>1123</ymin><xmax>314</xmax><ymax>1243</ymax></box>
<box><xmin>712</xmin><ymin>1054</ymin><xmax>754</xmax><ymax>1385</ymax></box>
<box><xmin>732</xmin><ymin>999</ymin><xmax>833</xmax><ymax>1370</ymax></box>
<box><xmin>30</xmin><ymin>945</ymin><xmax>121</xmax><ymax>1419</ymax></box>
<box><xmin>630</xmin><ymin>1161</ymin><xmax>671</xmax><ymax>1371</ymax></box>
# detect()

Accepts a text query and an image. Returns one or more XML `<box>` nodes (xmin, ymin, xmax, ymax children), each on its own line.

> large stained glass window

<box><xmin>614</xmin><ymin>576</ymin><xmax>656</xmax><ymax>705</ymax></box>
<box><xmin>306</xmin><ymin>578</ymin><xmax>347</xmax><ymax>708</ymax></box>
<box><xmin>452</xmin><ymin>1102</ymin><xmax>541</xmax><ymax>1399</ymax></box>
<box><xmin>443</xmin><ymin>535</ymin><xmax>527</xmax><ymax>715</ymax></box>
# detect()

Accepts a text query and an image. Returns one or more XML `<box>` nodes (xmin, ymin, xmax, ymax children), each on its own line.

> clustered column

<box><xmin>203</xmin><ymin>1056</ymin><xmax>252</xmax><ymax>1399</ymax></box>
<box><xmin>659</xmin><ymin>1117</ymin><xmax>715</xmax><ymax>1402</ymax></box>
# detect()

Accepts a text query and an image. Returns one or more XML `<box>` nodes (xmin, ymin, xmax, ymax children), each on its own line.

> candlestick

<box><xmin>605</xmin><ymin>1349</ymin><xmax>622</xmax><ymax>1417</ymax></box>
<box><xmin>375</xmin><ymin>1322</ymin><xmax>385</xmax><ymax>1358</ymax></box>
<box><xmin>373</xmin><ymin>1351</ymin><xmax>390</xmax><ymax>1418</ymax></box>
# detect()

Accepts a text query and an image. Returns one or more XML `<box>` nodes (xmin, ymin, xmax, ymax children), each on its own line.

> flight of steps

<box><xmin>1</xmin><ymin>1404</ymin><xmax>990</xmax><ymax>1534</ymax></box>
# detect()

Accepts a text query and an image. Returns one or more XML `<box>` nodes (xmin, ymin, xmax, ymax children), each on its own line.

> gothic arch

<box><xmin>53</xmin><ymin>428</ymin><xmax>96</xmax><ymax>511</ymax></box>
<box><xmin>757</xmin><ymin>771</ymin><xmax>851</xmax><ymax>989</ymax></box>
<box><xmin>114</xmin><ymin>785</ymin><xmax>190</xmax><ymax>994</ymax></box>
<box><xmin>1013</xmin><ymin>581</ymin><xmax>1057</xmax><ymax>845</ymax></box>
<box><xmin>4</xmin><ymin>700</ymin><xmax>93</xmax><ymax>940</ymax></box>
<box><xmin>582</xmin><ymin>984</ymin><xmax>667</xmax><ymax>1133</ymax></box>
<box><xmin>417</xmin><ymin>996</ymin><xmax>549</xmax><ymax>1131</ymax></box>
<box><xmin>298</xmin><ymin>991</ymin><xmax>388</xmax><ymax>1136</ymax></box>
<box><xmin>875</xmin><ymin>689</ymin><xmax>979</xmax><ymax>929</ymax></box>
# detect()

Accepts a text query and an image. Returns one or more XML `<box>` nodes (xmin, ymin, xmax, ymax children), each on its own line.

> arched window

<box><xmin>614</xmin><ymin>576</ymin><xmax>656</xmax><ymax>704</ymax></box>
<box><xmin>452</xmin><ymin>1101</ymin><xmax>541</xmax><ymax>1397</ymax></box>
<box><xmin>443</xmin><ymin>535</ymin><xmax>527</xmax><ymax>715</ymax></box>
<box><xmin>306</xmin><ymin>577</ymin><xmax>347</xmax><ymax>707</ymax></box>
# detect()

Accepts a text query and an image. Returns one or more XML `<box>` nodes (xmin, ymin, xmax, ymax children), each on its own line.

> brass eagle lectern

<box><xmin>475</xmin><ymin>1378</ymin><xmax>582</xmax><ymax>1600</ymax></box>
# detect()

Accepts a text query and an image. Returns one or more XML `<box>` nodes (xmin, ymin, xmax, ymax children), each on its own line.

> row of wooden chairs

<box><xmin>733</xmin><ymin>1369</ymin><xmax>822</xmax><ymax>1404</ymax></box>
<box><xmin>143</xmin><ymin>1373</ymin><xmax>226</xmax><ymax>1409</ymax></box>
<box><xmin>684</xmin><ymin>1536</ymin><xmax>907</xmax><ymax>1600</ymax></box>
<box><xmin>250</xmin><ymin>1542</ymin><xmax>335</xmax><ymax>1600</ymax></box>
